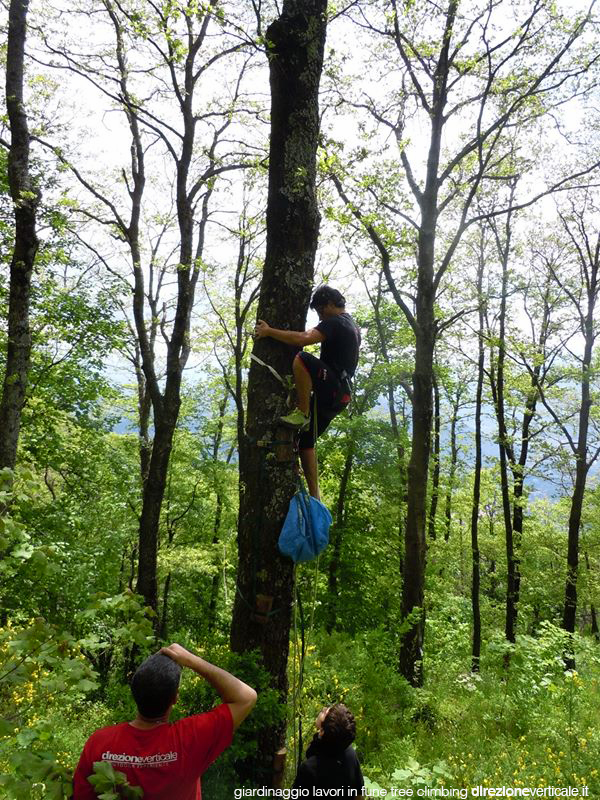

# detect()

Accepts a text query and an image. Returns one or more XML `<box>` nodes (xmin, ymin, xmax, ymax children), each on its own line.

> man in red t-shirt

<box><xmin>73</xmin><ymin>643</ymin><xmax>257</xmax><ymax>799</ymax></box>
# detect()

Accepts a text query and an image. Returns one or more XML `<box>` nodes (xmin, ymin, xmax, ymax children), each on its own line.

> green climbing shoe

<box><xmin>280</xmin><ymin>408</ymin><xmax>310</xmax><ymax>429</ymax></box>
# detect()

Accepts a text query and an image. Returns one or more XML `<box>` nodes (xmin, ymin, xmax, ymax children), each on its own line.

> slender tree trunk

<box><xmin>428</xmin><ymin>376</ymin><xmax>441</xmax><ymax>540</ymax></box>
<box><xmin>230</xmin><ymin>0</ymin><xmax>327</xmax><ymax>785</ymax></box>
<box><xmin>368</xmin><ymin>276</ymin><xmax>409</xmax><ymax>556</ymax></box>
<box><xmin>207</xmin><ymin>491</ymin><xmax>224</xmax><ymax>632</ymax></box>
<box><xmin>562</xmin><ymin>476</ymin><xmax>587</xmax><ymax>646</ymax></box>
<box><xmin>159</xmin><ymin>572</ymin><xmax>171</xmax><ymax>640</ymax></box>
<box><xmin>0</xmin><ymin>0</ymin><xmax>39</xmax><ymax>471</ymax></box>
<box><xmin>562</xmin><ymin>305</ymin><xmax>595</xmax><ymax>645</ymax></box>
<box><xmin>545</xmin><ymin>206</ymin><xmax>597</xmax><ymax>666</ymax></box>
<box><xmin>510</xmin><ymin>282</ymin><xmax>553</xmax><ymax>597</ymax></box>
<box><xmin>562</xmin><ymin>386</ymin><xmax>592</xmax><ymax>635</ymax></box>
<box><xmin>509</xmin><ymin>384</ymin><xmax>539</xmax><ymax>616</ymax></box>
<box><xmin>489</xmin><ymin>199</ymin><xmax>549</xmax><ymax>646</ymax></box>
<box><xmin>444</xmin><ymin>387</ymin><xmax>461</xmax><ymax>542</ymax></box>
<box><xmin>584</xmin><ymin>552</ymin><xmax>599</xmax><ymax>642</ymax></box>
<box><xmin>591</xmin><ymin>605</ymin><xmax>599</xmax><ymax>642</ymax></box>
<box><xmin>494</xmin><ymin>337</ymin><xmax>518</xmax><ymax>647</ymax></box>
<box><xmin>206</xmin><ymin>397</ymin><xmax>230</xmax><ymax>632</ymax></box>
<box><xmin>398</xmin><ymin>0</ymin><xmax>457</xmax><ymax>687</ymax></box>
<box><xmin>470</xmin><ymin>244</ymin><xmax>485</xmax><ymax>671</ymax></box>
<box><xmin>487</xmin><ymin>192</ymin><xmax>519</xmax><ymax>646</ymax></box>
<box><xmin>326</xmin><ymin>445</ymin><xmax>354</xmax><ymax>634</ymax></box>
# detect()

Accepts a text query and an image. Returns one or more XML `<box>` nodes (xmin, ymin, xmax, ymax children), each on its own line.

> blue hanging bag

<box><xmin>278</xmin><ymin>487</ymin><xmax>331</xmax><ymax>563</ymax></box>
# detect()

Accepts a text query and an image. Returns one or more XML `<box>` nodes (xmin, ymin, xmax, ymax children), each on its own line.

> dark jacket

<box><xmin>292</xmin><ymin>734</ymin><xmax>364</xmax><ymax>795</ymax></box>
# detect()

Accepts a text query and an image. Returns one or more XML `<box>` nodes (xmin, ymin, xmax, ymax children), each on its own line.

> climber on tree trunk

<box><xmin>254</xmin><ymin>285</ymin><xmax>361</xmax><ymax>500</ymax></box>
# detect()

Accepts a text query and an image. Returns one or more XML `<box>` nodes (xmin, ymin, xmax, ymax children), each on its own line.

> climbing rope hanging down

<box><xmin>291</xmin><ymin>553</ymin><xmax>322</xmax><ymax>773</ymax></box>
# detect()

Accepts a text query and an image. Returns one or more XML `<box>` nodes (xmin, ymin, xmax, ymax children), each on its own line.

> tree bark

<box><xmin>470</xmin><ymin>239</ymin><xmax>485</xmax><ymax>671</ymax></box>
<box><xmin>444</xmin><ymin>385</ymin><xmax>461</xmax><ymax>542</ymax></box>
<box><xmin>562</xmin><ymin>337</ymin><xmax>594</xmax><ymax>637</ymax></box>
<box><xmin>326</xmin><ymin>444</ymin><xmax>354</xmax><ymax>634</ymax></box>
<box><xmin>486</xmin><ymin>189</ymin><xmax>520</xmax><ymax>647</ymax></box>
<box><xmin>208</xmin><ymin>401</ymin><xmax>233</xmax><ymax>633</ymax></box>
<box><xmin>207</xmin><ymin>491</ymin><xmax>224</xmax><ymax>632</ymax></box>
<box><xmin>0</xmin><ymin>0</ymin><xmax>40</xmax><ymax>471</ymax></box>
<box><xmin>397</xmin><ymin>0</ymin><xmax>458</xmax><ymax>687</ymax></box>
<box><xmin>584</xmin><ymin>552</ymin><xmax>599</xmax><ymax>642</ymax></box>
<box><xmin>230</xmin><ymin>0</ymin><xmax>327</xmax><ymax>785</ymax></box>
<box><xmin>399</xmin><ymin>321</ymin><xmax>435</xmax><ymax>685</ymax></box>
<box><xmin>495</xmin><ymin>236</ymin><xmax>518</xmax><ymax>646</ymax></box>
<box><xmin>487</xmin><ymin>194</ymin><xmax>552</xmax><ymax>647</ymax></box>
<box><xmin>428</xmin><ymin>376</ymin><xmax>441</xmax><ymax>540</ymax></box>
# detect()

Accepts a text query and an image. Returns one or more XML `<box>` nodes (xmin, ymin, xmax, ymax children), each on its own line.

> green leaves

<box><xmin>0</xmin><ymin>588</ymin><xmax>152</xmax><ymax>798</ymax></box>
<box><xmin>88</xmin><ymin>761</ymin><xmax>144</xmax><ymax>799</ymax></box>
<box><xmin>391</xmin><ymin>758</ymin><xmax>452</xmax><ymax>787</ymax></box>
<box><xmin>76</xmin><ymin>590</ymin><xmax>155</xmax><ymax>651</ymax></box>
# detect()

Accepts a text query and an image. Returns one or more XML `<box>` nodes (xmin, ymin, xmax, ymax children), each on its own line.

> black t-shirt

<box><xmin>292</xmin><ymin>735</ymin><xmax>364</xmax><ymax>795</ymax></box>
<box><xmin>315</xmin><ymin>312</ymin><xmax>361</xmax><ymax>377</ymax></box>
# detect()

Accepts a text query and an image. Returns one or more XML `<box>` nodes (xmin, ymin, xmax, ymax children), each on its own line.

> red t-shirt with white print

<box><xmin>73</xmin><ymin>703</ymin><xmax>233</xmax><ymax>800</ymax></box>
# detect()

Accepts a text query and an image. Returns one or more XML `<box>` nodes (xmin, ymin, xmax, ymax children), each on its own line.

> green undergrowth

<box><xmin>287</xmin><ymin>624</ymin><xmax>600</xmax><ymax>795</ymax></box>
<box><xmin>2</xmin><ymin>617</ymin><xmax>600</xmax><ymax>797</ymax></box>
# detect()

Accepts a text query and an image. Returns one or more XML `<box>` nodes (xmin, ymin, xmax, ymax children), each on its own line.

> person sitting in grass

<box><xmin>254</xmin><ymin>285</ymin><xmax>361</xmax><ymax>500</ymax></box>
<box><xmin>292</xmin><ymin>703</ymin><xmax>364</xmax><ymax>795</ymax></box>
<box><xmin>73</xmin><ymin>643</ymin><xmax>257</xmax><ymax>799</ymax></box>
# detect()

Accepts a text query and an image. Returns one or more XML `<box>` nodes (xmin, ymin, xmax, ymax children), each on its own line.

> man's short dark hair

<box><xmin>321</xmin><ymin>703</ymin><xmax>356</xmax><ymax>751</ymax></box>
<box><xmin>131</xmin><ymin>653</ymin><xmax>182</xmax><ymax>718</ymax></box>
<box><xmin>310</xmin><ymin>285</ymin><xmax>346</xmax><ymax>310</ymax></box>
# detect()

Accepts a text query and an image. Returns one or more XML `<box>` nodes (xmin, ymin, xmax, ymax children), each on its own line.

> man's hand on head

<box><xmin>254</xmin><ymin>320</ymin><xmax>271</xmax><ymax>338</ymax></box>
<box><xmin>160</xmin><ymin>643</ymin><xmax>196</xmax><ymax>668</ymax></box>
<box><xmin>162</xmin><ymin>643</ymin><xmax>257</xmax><ymax>728</ymax></box>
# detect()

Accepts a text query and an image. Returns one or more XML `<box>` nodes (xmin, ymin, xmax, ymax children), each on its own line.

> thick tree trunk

<box><xmin>0</xmin><ymin>0</ymin><xmax>39</xmax><ymax>471</ymax></box>
<box><xmin>136</xmin><ymin>415</ymin><xmax>178</xmax><ymax>610</ymax></box>
<box><xmin>399</xmin><ymin>321</ymin><xmax>435</xmax><ymax>685</ymax></box>
<box><xmin>134</xmin><ymin>344</ymin><xmax>153</xmax><ymax>487</ymax></box>
<box><xmin>230</xmin><ymin>0</ymin><xmax>327</xmax><ymax>785</ymax></box>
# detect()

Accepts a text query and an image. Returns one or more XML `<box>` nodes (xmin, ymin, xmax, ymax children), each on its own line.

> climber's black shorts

<box><xmin>296</xmin><ymin>352</ymin><xmax>351</xmax><ymax>450</ymax></box>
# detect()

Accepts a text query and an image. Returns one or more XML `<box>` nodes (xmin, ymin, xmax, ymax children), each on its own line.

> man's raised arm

<box><xmin>255</xmin><ymin>320</ymin><xmax>324</xmax><ymax>347</ymax></box>
<box><xmin>161</xmin><ymin>643</ymin><xmax>257</xmax><ymax>730</ymax></box>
